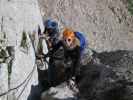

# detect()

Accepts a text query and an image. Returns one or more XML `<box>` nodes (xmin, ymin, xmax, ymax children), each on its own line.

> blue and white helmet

<box><xmin>44</xmin><ymin>19</ymin><xmax>59</xmax><ymax>32</ymax></box>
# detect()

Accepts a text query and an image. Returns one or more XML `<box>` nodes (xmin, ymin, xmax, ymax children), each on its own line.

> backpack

<box><xmin>74</xmin><ymin>32</ymin><xmax>86</xmax><ymax>52</ymax></box>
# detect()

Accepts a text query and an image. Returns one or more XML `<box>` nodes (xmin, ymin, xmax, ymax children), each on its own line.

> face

<box><xmin>47</xmin><ymin>28</ymin><xmax>53</xmax><ymax>34</ymax></box>
<box><xmin>64</xmin><ymin>35</ymin><xmax>75</xmax><ymax>47</ymax></box>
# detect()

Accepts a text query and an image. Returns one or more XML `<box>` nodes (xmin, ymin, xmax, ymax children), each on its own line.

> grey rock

<box><xmin>0</xmin><ymin>0</ymin><xmax>44</xmax><ymax>46</ymax></box>
<box><xmin>41</xmin><ymin>83</ymin><xmax>77</xmax><ymax>100</ymax></box>
<box><xmin>0</xmin><ymin>0</ymin><xmax>46</xmax><ymax>100</ymax></box>
<box><xmin>38</xmin><ymin>0</ymin><xmax>133</xmax><ymax>52</ymax></box>
<box><xmin>0</xmin><ymin>63</ymin><xmax>8</xmax><ymax>100</ymax></box>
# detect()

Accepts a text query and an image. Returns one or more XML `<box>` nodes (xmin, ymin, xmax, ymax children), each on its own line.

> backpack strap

<box><xmin>74</xmin><ymin>32</ymin><xmax>86</xmax><ymax>51</ymax></box>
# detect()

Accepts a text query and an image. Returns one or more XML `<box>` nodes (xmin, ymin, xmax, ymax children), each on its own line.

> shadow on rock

<box><xmin>28</xmin><ymin>50</ymin><xmax>133</xmax><ymax>100</ymax></box>
<box><xmin>78</xmin><ymin>50</ymin><xmax>133</xmax><ymax>100</ymax></box>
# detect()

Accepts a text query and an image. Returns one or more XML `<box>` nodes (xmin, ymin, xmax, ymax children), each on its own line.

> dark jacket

<box><xmin>47</xmin><ymin>40</ymin><xmax>81</xmax><ymax>76</ymax></box>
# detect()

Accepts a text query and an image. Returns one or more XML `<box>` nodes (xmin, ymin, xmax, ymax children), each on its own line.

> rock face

<box><xmin>0</xmin><ymin>63</ymin><xmax>8</xmax><ymax>100</ymax></box>
<box><xmin>0</xmin><ymin>0</ymin><xmax>44</xmax><ymax>46</ymax></box>
<box><xmin>38</xmin><ymin>0</ymin><xmax>133</xmax><ymax>52</ymax></box>
<box><xmin>0</xmin><ymin>0</ymin><xmax>133</xmax><ymax>100</ymax></box>
<box><xmin>0</xmin><ymin>0</ymin><xmax>47</xmax><ymax>100</ymax></box>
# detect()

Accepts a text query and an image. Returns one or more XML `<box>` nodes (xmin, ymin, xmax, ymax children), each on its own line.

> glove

<box><xmin>36</xmin><ymin>54</ymin><xmax>44</xmax><ymax>59</ymax></box>
<box><xmin>41</xmin><ymin>53</ymin><xmax>48</xmax><ymax>58</ymax></box>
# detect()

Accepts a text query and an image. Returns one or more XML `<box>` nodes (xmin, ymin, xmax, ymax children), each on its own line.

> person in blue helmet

<box><xmin>43</xmin><ymin>19</ymin><xmax>60</xmax><ymax>86</ymax></box>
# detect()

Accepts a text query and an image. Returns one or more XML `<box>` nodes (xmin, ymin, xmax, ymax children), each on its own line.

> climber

<box><xmin>42</xmin><ymin>19</ymin><xmax>60</xmax><ymax>86</ymax></box>
<box><xmin>44</xmin><ymin>27</ymin><xmax>86</xmax><ymax>86</ymax></box>
<box><xmin>62</xmin><ymin>28</ymin><xmax>86</xmax><ymax>83</ymax></box>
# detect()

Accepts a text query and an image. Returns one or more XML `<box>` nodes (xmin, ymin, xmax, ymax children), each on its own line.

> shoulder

<box><xmin>75</xmin><ymin>37</ymin><xmax>80</xmax><ymax>46</ymax></box>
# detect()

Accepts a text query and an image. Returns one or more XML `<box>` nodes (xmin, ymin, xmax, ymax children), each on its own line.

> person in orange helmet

<box><xmin>45</xmin><ymin>27</ymin><xmax>86</xmax><ymax>85</ymax></box>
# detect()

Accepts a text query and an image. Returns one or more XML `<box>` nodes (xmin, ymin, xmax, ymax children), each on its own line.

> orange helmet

<box><xmin>63</xmin><ymin>28</ymin><xmax>75</xmax><ymax>39</ymax></box>
<box><xmin>63</xmin><ymin>28</ymin><xmax>75</xmax><ymax>47</ymax></box>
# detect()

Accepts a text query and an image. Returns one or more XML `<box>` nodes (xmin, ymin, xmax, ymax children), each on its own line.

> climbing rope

<box><xmin>16</xmin><ymin>33</ymin><xmax>39</xmax><ymax>100</ymax></box>
<box><xmin>16</xmin><ymin>64</ymin><xmax>36</xmax><ymax>100</ymax></box>
<box><xmin>0</xmin><ymin>33</ymin><xmax>38</xmax><ymax>98</ymax></box>
<box><xmin>0</xmin><ymin>64</ymin><xmax>36</xmax><ymax>97</ymax></box>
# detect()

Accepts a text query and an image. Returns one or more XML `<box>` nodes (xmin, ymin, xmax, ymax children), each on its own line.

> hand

<box><xmin>36</xmin><ymin>54</ymin><xmax>43</xmax><ymax>59</ymax></box>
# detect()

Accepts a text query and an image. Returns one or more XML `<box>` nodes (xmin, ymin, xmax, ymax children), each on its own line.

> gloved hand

<box><xmin>36</xmin><ymin>53</ymin><xmax>48</xmax><ymax>59</ymax></box>
<box><xmin>36</xmin><ymin>54</ymin><xmax>43</xmax><ymax>59</ymax></box>
<box><xmin>38</xmin><ymin>53</ymin><xmax>47</xmax><ymax>59</ymax></box>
